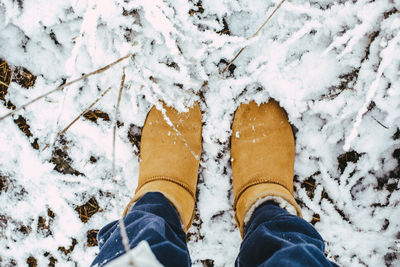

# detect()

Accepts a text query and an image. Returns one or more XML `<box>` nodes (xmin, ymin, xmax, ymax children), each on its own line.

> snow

<box><xmin>0</xmin><ymin>0</ymin><xmax>399</xmax><ymax>266</ymax></box>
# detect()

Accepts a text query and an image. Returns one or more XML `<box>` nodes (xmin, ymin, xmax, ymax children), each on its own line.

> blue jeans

<box><xmin>91</xmin><ymin>192</ymin><xmax>337</xmax><ymax>267</ymax></box>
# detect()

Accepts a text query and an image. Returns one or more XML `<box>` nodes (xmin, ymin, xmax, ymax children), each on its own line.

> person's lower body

<box><xmin>91</xmin><ymin>192</ymin><xmax>190</xmax><ymax>267</ymax></box>
<box><xmin>236</xmin><ymin>200</ymin><xmax>338</xmax><ymax>267</ymax></box>
<box><xmin>91</xmin><ymin>192</ymin><xmax>336</xmax><ymax>267</ymax></box>
<box><xmin>91</xmin><ymin>100</ymin><xmax>338</xmax><ymax>266</ymax></box>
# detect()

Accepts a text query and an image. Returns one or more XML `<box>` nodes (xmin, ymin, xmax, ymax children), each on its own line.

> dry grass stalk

<box><xmin>248</xmin><ymin>0</ymin><xmax>287</xmax><ymax>39</ymax></box>
<box><xmin>0</xmin><ymin>81</ymin><xmax>9</xmax><ymax>87</ymax></box>
<box><xmin>221</xmin><ymin>47</ymin><xmax>246</xmax><ymax>74</ymax></box>
<box><xmin>42</xmin><ymin>86</ymin><xmax>113</xmax><ymax>151</ymax></box>
<box><xmin>222</xmin><ymin>0</ymin><xmax>287</xmax><ymax>74</ymax></box>
<box><xmin>111</xmin><ymin>68</ymin><xmax>133</xmax><ymax>262</ymax></box>
<box><xmin>112</xmin><ymin>68</ymin><xmax>126</xmax><ymax>175</ymax></box>
<box><xmin>0</xmin><ymin>53</ymin><xmax>132</xmax><ymax>122</ymax></box>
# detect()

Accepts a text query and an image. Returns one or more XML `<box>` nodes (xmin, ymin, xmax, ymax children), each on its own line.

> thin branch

<box><xmin>0</xmin><ymin>81</ymin><xmax>9</xmax><ymax>87</ymax></box>
<box><xmin>0</xmin><ymin>53</ymin><xmax>132</xmax><ymax>122</ymax></box>
<box><xmin>248</xmin><ymin>0</ymin><xmax>287</xmax><ymax>40</ymax></box>
<box><xmin>371</xmin><ymin>116</ymin><xmax>388</xmax><ymax>129</ymax></box>
<box><xmin>42</xmin><ymin>86</ymin><xmax>113</xmax><ymax>151</ymax></box>
<box><xmin>111</xmin><ymin>68</ymin><xmax>132</xmax><ymax>260</ymax></box>
<box><xmin>112</xmin><ymin>68</ymin><xmax>126</xmax><ymax>175</ymax></box>
<box><xmin>221</xmin><ymin>0</ymin><xmax>286</xmax><ymax>74</ymax></box>
<box><xmin>51</xmin><ymin>81</ymin><xmax>71</xmax><ymax>151</ymax></box>
<box><xmin>221</xmin><ymin>47</ymin><xmax>246</xmax><ymax>74</ymax></box>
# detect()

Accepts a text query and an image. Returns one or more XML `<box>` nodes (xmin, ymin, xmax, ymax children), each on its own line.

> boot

<box><xmin>231</xmin><ymin>100</ymin><xmax>302</xmax><ymax>237</ymax></box>
<box><xmin>124</xmin><ymin>102</ymin><xmax>202</xmax><ymax>232</ymax></box>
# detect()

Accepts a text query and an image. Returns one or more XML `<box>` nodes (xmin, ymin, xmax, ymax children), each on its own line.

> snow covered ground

<box><xmin>0</xmin><ymin>0</ymin><xmax>399</xmax><ymax>266</ymax></box>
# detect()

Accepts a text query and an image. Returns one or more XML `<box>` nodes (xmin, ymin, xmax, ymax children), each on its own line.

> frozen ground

<box><xmin>0</xmin><ymin>0</ymin><xmax>399</xmax><ymax>266</ymax></box>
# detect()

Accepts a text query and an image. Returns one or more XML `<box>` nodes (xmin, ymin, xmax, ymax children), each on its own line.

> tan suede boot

<box><xmin>124</xmin><ymin>102</ymin><xmax>202</xmax><ymax>232</ymax></box>
<box><xmin>231</xmin><ymin>100</ymin><xmax>302</xmax><ymax>237</ymax></box>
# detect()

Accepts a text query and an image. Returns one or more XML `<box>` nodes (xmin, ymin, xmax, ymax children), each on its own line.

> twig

<box><xmin>42</xmin><ymin>86</ymin><xmax>113</xmax><ymax>151</ymax></box>
<box><xmin>371</xmin><ymin>116</ymin><xmax>388</xmax><ymax>129</ymax></box>
<box><xmin>221</xmin><ymin>0</ymin><xmax>286</xmax><ymax>74</ymax></box>
<box><xmin>0</xmin><ymin>53</ymin><xmax>132</xmax><ymax>122</ymax></box>
<box><xmin>0</xmin><ymin>81</ymin><xmax>9</xmax><ymax>87</ymax></box>
<box><xmin>248</xmin><ymin>0</ymin><xmax>287</xmax><ymax>40</ymax></box>
<box><xmin>112</xmin><ymin>68</ymin><xmax>126</xmax><ymax>175</ymax></box>
<box><xmin>221</xmin><ymin>47</ymin><xmax>246</xmax><ymax>74</ymax></box>
<box><xmin>111</xmin><ymin>68</ymin><xmax>133</xmax><ymax>260</ymax></box>
<box><xmin>51</xmin><ymin>80</ymin><xmax>72</xmax><ymax>151</ymax></box>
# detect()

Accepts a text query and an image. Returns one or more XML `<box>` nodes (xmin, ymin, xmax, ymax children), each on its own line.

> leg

<box><xmin>91</xmin><ymin>192</ymin><xmax>190</xmax><ymax>267</ymax></box>
<box><xmin>231</xmin><ymin>100</ymin><xmax>338</xmax><ymax>266</ymax></box>
<box><xmin>236</xmin><ymin>201</ymin><xmax>337</xmax><ymax>267</ymax></box>
<box><xmin>91</xmin><ymin>102</ymin><xmax>202</xmax><ymax>266</ymax></box>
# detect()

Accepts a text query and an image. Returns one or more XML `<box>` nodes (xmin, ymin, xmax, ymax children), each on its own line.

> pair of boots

<box><xmin>124</xmin><ymin>100</ymin><xmax>302</xmax><ymax>237</ymax></box>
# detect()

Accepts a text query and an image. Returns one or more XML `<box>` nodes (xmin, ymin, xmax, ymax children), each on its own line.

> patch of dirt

<box><xmin>12</xmin><ymin>66</ymin><xmax>36</xmax><ymax>89</ymax></box>
<box><xmin>217</xmin><ymin>59</ymin><xmax>236</xmax><ymax>78</ymax></box>
<box><xmin>1</xmin><ymin>258</ymin><xmax>17</xmax><ymax>267</ymax></box>
<box><xmin>310</xmin><ymin>213</ymin><xmax>321</xmax><ymax>226</ymax></box>
<box><xmin>217</xmin><ymin>17</ymin><xmax>230</xmax><ymax>35</ymax></box>
<box><xmin>83</xmin><ymin>110</ymin><xmax>110</xmax><ymax>123</ymax></box>
<box><xmin>0</xmin><ymin>60</ymin><xmax>39</xmax><ymax>149</ymax></box>
<box><xmin>0</xmin><ymin>59</ymin><xmax>16</xmax><ymax>110</ymax></box>
<box><xmin>337</xmin><ymin>150</ymin><xmax>362</xmax><ymax>174</ymax></box>
<box><xmin>87</xmin><ymin>229</ymin><xmax>99</xmax><ymax>247</ymax></box>
<box><xmin>0</xmin><ymin>213</ymin><xmax>32</xmax><ymax>239</ymax></box>
<box><xmin>75</xmin><ymin>197</ymin><xmax>100</xmax><ymax>223</ymax></box>
<box><xmin>50</xmin><ymin>146</ymin><xmax>84</xmax><ymax>176</ymax></box>
<box><xmin>26</xmin><ymin>256</ymin><xmax>37</xmax><ymax>267</ymax></box>
<box><xmin>301</xmin><ymin>172</ymin><xmax>320</xmax><ymax>199</ymax></box>
<box><xmin>320</xmin><ymin>68</ymin><xmax>359</xmax><ymax>100</ymax></box>
<box><xmin>0</xmin><ymin>173</ymin><xmax>28</xmax><ymax>201</ymax></box>
<box><xmin>128</xmin><ymin>124</ymin><xmax>142</xmax><ymax>156</ymax></box>
<box><xmin>58</xmin><ymin>238</ymin><xmax>78</xmax><ymax>255</ymax></box>
<box><xmin>200</xmin><ymin>259</ymin><xmax>215</xmax><ymax>267</ymax></box>
<box><xmin>37</xmin><ymin>208</ymin><xmax>55</xmax><ymax>237</ymax></box>
<box><xmin>0</xmin><ymin>59</ymin><xmax>12</xmax><ymax>102</ymax></box>
<box><xmin>390</xmin><ymin>148</ymin><xmax>400</xmax><ymax>178</ymax></box>
<box><xmin>0</xmin><ymin>59</ymin><xmax>36</xmax><ymax>93</ymax></box>
<box><xmin>37</xmin><ymin>217</ymin><xmax>52</xmax><ymax>237</ymax></box>
<box><xmin>43</xmin><ymin>252</ymin><xmax>57</xmax><ymax>267</ymax></box>
<box><xmin>187</xmin><ymin>209</ymin><xmax>204</xmax><ymax>242</ymax></box>
<box><xmin>0</xmin><ymin>214</ymin><xmax>8</xmax><ymax>235</ymax></box>
<box><xmin>393</xmin><ymin>128</ymin><xmax>400</xmax><ymax>140</ymax></box>
<box><xmin>13</xmin><ymin>115</ymin><xmax>39</xmax><ymax>150</ymax></box>
<box><xmin>189</xmin><ymin>0</ymin><xmax>204</xmax><ymax>15</ymax></box>
<box><xmin>320</xmin><ymin>189</ymin><xmax>351</xmax><ymax>224</ymax></box>
<box><xmin>0</xmin><ymin>175</ymin><xmax>8</xmax><ymax>193</ymax></box>
<box><xmin>17</xmin><ymin>223</ymin><xmax>32</xmax><ymax>236</ymax></box>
